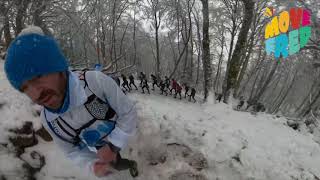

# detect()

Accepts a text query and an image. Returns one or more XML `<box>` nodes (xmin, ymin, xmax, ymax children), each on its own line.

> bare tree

<box><xmin>200</xmin><ymin>0</ymin><xmax>212</xmax><ymax>101</ymax></box>
<box><xmin>144</xmin><ymin>0</ymin><xmax>166</xmax><ymax>78</ymax></box>
<box><xmin>224</xmin><ymin>0</ymin><xmax>255</xmax><ymax>103</ymax></box>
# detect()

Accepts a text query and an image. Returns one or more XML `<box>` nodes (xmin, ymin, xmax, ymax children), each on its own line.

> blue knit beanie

<box><xmin>4</xmin><ymin>33</ymin><xmax>68</xmax><ymax>90</ymax></box>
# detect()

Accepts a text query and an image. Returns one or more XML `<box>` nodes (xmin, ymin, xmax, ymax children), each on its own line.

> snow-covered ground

<box><xmin>1</xmin><ymin>61</ymin><xmax>320</xmax><ymax>180</ymax></box>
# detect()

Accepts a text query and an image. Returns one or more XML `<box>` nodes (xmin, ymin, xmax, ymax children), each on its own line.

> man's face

<box><xmin>20</xmin><ymin>72</ymin><xmax>67</xmax><ymax>109</ymax></box>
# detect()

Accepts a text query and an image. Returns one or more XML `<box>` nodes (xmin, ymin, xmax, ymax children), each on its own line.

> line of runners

<box><xmin>113</xmin><ymin>72</ymin><xmax>197</xmax><ymax>102</ymax></box>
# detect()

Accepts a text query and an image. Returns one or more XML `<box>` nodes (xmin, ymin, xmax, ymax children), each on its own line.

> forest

<box><xmin>0</xmin><ymin>0</ymin><xmax>319</xmax><ymax>118</ymax></box>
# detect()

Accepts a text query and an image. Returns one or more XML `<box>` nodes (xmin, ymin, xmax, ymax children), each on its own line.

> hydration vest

<box><xmin>44</xmin><ymin>71</ymin><xmax>118</xmax><ymax>151</ymax></box>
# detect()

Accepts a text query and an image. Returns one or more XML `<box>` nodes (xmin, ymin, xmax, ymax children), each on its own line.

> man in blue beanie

<box><xmin>4</xmin><ymin>27</ymin><xmax>138</xmax><ymax>178</ymax></box>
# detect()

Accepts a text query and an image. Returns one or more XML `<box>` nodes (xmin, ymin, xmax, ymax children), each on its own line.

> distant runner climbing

<box><xmin>151</xmin><ymin>74</ymin><xmax>159</xmax><ymax>91</ymax></box>
<box><xmin>121</xmin><ymin>74</ymin><xmax>131</xmax><ymax>92</ymax></box>
<box><xmin>174</xmin><ymin>83</ymin><xmax>182</xmax><ymax>99</ymax></box>
<box><xmin>139</xmin><ymin>72</ymin><xmax>146</xmax><ymax>87</ymax></box>
<box><xmin>183</xmin><ymin>83</ymin><xmax>190</xmax><ymax>98</ymax></box>
<box><xmin>189</xmin><ymin>88</ymin><xmax>196</xmax><ymax>103</ymax></box>
<box><xmin>141</xmin><ymin>78</ymin><xmax>150</xmax><ymax>94</ymax></box>
<box><xmin>129</xmin><ymin>74</ymin><xmax>138</xmax><ymax>90</ymax></box>
<box><xmin>159</xmin><ymin>79</ymin><xmax>168</xmax><ymax>96</ymax></box>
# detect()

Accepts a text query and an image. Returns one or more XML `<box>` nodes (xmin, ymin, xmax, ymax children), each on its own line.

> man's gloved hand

<box><xmin>93</xmin><ymin>143</ymin><xmax>119</xmax><ymax>177</ymax></box>
<box><xmin>93</xmin><ymin>160</ymin><xmax>113</xmax><ymax>177</ymax></box>
<box><xmin>97</xmin><ymin>145</ymin><xmax>117</xmax><ymax>163</ymax></box>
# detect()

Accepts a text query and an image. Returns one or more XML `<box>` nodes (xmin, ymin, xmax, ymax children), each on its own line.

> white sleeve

<box><xmin>86</xmin><ymin>71</ymin><xmax>138</xmax><ymax>149</ymax></box>
<box><xmin>40</xmin><ymin>112</ymin><xmax>98</xmax><ymax>175</ymax></box>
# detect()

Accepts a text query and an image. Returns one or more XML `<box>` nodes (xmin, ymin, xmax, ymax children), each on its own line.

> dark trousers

<box><xmin>122</xmin><ymin>82</ymin><xmax>131</xmax><ymax>91</ymax></box>
<box><xmin>185</xmin><ymin>90</ymin><xmax>189</xmax><ymax>98</ymax></box>
<box><xmin>129</xmin><ymin>81</ymin><xmax>138</xmax><ymax>90</ymax></box>
<box><xmin>152</xmin><ymin>81</ymin><xmax>158</xmax><ymax>90</ymax></box>
<box><xmin>175</xmin><ymin>91</ymin><xmax>182</xmax><ymax>99</ymax></box>
<box><xmin>189</xmin><ymin>94</ymin><xmax>196</xmax><ymax>102</ymax></box>
<box><xmin>160</xmin><ymin>87</ymin><xmax>168</xmax><ymax>96</ymax></box>
<box><xmin>142</xmin><ymin>85</ymin><xmax>150</xmax><ymax>94</ymax></box>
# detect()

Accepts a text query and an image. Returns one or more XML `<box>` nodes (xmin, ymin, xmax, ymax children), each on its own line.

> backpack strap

<box><xmin>78</xmin><ymin>70</ymin><xmax>89</xmax><ymax>90</ymax></box>
<box><xmin>44</xmin><ymin>109</ymin><xmax>78</xmax><ymax>145</ymax></box>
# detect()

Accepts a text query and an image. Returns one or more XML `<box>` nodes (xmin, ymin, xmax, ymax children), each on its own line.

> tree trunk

<box><xmin>300</xmin><ymin>91</ymin><xmax>320</xmax><ymax>117</ymax></box>
<box><xmin>83</xmin><ymin>32</ymin><xmax>88</xmax><ymax>67</ymax></box>
<box><xmin>190</xmin><ymin>31</ymin><xmax>194</xmax><ymax>81</ymax></box>
<box><xmin>96</xmin><ymin>26</ymin><xmax>101</xmax><ymax>65</ymax></box>
<box><xmin>238</xmin><ymin>44</ymin><xmax>264</xmax><ymax>96</ymax></box>
<box><xmin>214</xmin><ymin>34</ymin><xmax>225</xmax><ymax>92</ymax></box>
<box><xmin>153</xmin><ymin>1</ymin><xmax>161</xmax><ymax>78</ymax></box>
<box><xmin>295</xmin><ymin>81</ymin><xmax>317</xmax><ymax>116</ymax></box>
<box><xmin>101</xmin><ymin>24</ymin><xmax>106</xmax><ymax>64</ymax></box>
<box><xmin>15</xmin><ymin>0</ymin><xmax>30</xmax><ymax>36</ymax></box>
<box><xmin>133</xmin><ymin>1</ymin><xmax>137</xmax><ymax>65</ymax></box>
<box><xmin>3</xmin><ymin>15</ymin><xmax>12</xmax><ymax>48</ymax></box>
<box><xmin>119</xmin><ymin>22</ymin><xmax>129</xmax><ymax>57</ymax></box>
<box><xmin>224</xmin><ymin>0</ymin><xmax>255</xmax><ymax>103</ymax></box>
<box><xmin>221</xmin><ymin>24</ymin><xmax>236</xmax><ymax>100</ymax></box>
<box><xmin>222</xmin><ymin>7</ymin><xmax>239</xmax><ymax>99</ymax></box>
<box><xmin>249</xmin><ymin>66</ymin><xmax>261</xmax><ymax>101</ymax></box>
<box><xmin>234</xmin><ymin>34</ymin><xmax>255</xmax><ymax>97</ymax></box>
<box><xmin>193</xmin><ymin>10</ymin><xmax>202</xmax><ymax>85</ymax></box>
<box><xmin>155</xmin><ymin>24</ymin><xmax>160</xmax><ymax>78</ymax></box>
<box><xmin>264</xmin><ymin>74</ymin><xmax>281</xmax><ymax>106</ymax></box>
<box><xmin>182</xmin><ymin>18</ymin><xmax>189</xmax><ymax>81</ymax></box>
<box><xmin>169</xmin><ymin>29</ymin><xmax>191</xmax><ymax>79</ymax></box>
<box><xmin>271</xmin><ymin>70</ymin><xmax>297</xmax><ymax>114</ymax></box>
<box><xmin>181</xmin><ymin>0</ymin><xmax>195</xmax><ymax>82</ymax></box>
<box><xmin>201</xmin><ymin>0</ymin><xmax>212</xmax><ymax>101</ymax></box>
<box><xmin>33</xmin><ymin>0</ymin><xmax>51</xmax><ymax>36</ymax></box>
<box><xmin>252</xmin><ymin>59</ymin><xmax>279</xmax><ymax>102</ymax></box>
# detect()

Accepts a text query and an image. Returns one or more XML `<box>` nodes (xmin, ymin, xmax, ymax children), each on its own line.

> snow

<box><xmin>0</xmin><ymin>60</ymin><xmax>320</xmax><ymax>180</ymax></box>
<box><xmin>0</xmin><ymin>61</ymin><xmax>42</xmax><ymax>143</ymax></box>
<box><xmin>0</xmin><ymin>147</ymin><xmax>25</xmax><ymax>180</ymax></box>
<box><xmin>18</xmin><ymin>26</ymin><xmax>44</xmax><ymax>37</ymax></box>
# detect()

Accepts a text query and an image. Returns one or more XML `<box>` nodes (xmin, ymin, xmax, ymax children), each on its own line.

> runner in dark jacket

<box><xmin>150</xmin><ymin>74</ymin><xmax>159</xmax><ymax>91</ymax></box>
<box><xmin>159</xmin><ymin>79</ymin><xmax>168</xmax><ymax>96</ymax></box>
<box><xmin>183</xmin><ymin>83</ymin><xmax>190</xmax><ymax>98</ymax></box>
<box><xmin>164</xmin><ymin>76</ymin><xmax>170</xmax><ymax>89</ymax></box>
<box><xmin>189</xmin><ymin>88</ymin><xmax>196</xmax><ymax>102</ymax></box>
<box><xmin>121</xmin><ymin>74</ymin><xmax>131</xmax><ymax>92</ymax></box>
<box><xmin>129</xmin><ymin>75</ymin><xmax>138</xmax><ymax>90</ymax></box>
<box><xmin>139</xmin><ymin>72</ymin><xmax>146</xmax><ymax>87</ymax></box>
<box><xmin>141</xmin><ymin>79</ymin><xmax>150</xmax><ymax>94</ymax></box>
<box><xmin>215</xmin><ymin>93</ymin><xmax>223</xmax><ymax>103</ymax></box>
<box><xmin>170</xmin><ymin>79</ymin><xmax>178</xmax><ymax>94</ymax></box>
<box><xmin>174</xmin><ymin>83</ymin><xmax>182</xmax><ymax>99</ymax></box>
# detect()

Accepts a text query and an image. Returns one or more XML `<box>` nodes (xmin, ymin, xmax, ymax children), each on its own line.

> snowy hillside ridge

<box><xmin>0</xmin><ymin>61</ymin><xmax>320</xmax><ymax>180</ymax></box>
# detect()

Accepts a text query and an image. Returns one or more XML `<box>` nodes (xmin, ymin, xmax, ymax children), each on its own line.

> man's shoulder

<box><xmin>83</xmin><ymin>71</ymin><xmax>113</xmax><ymax>85</ymax></box>
<box><xmin>84</xmin><ymin>70</ymin><xmax>109</xmax><ymax>78</ymax></box>
<box><xmin>81</xmin><ymin>71</ymin><xmax>115</xmax><ymax>98</ymax></box>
